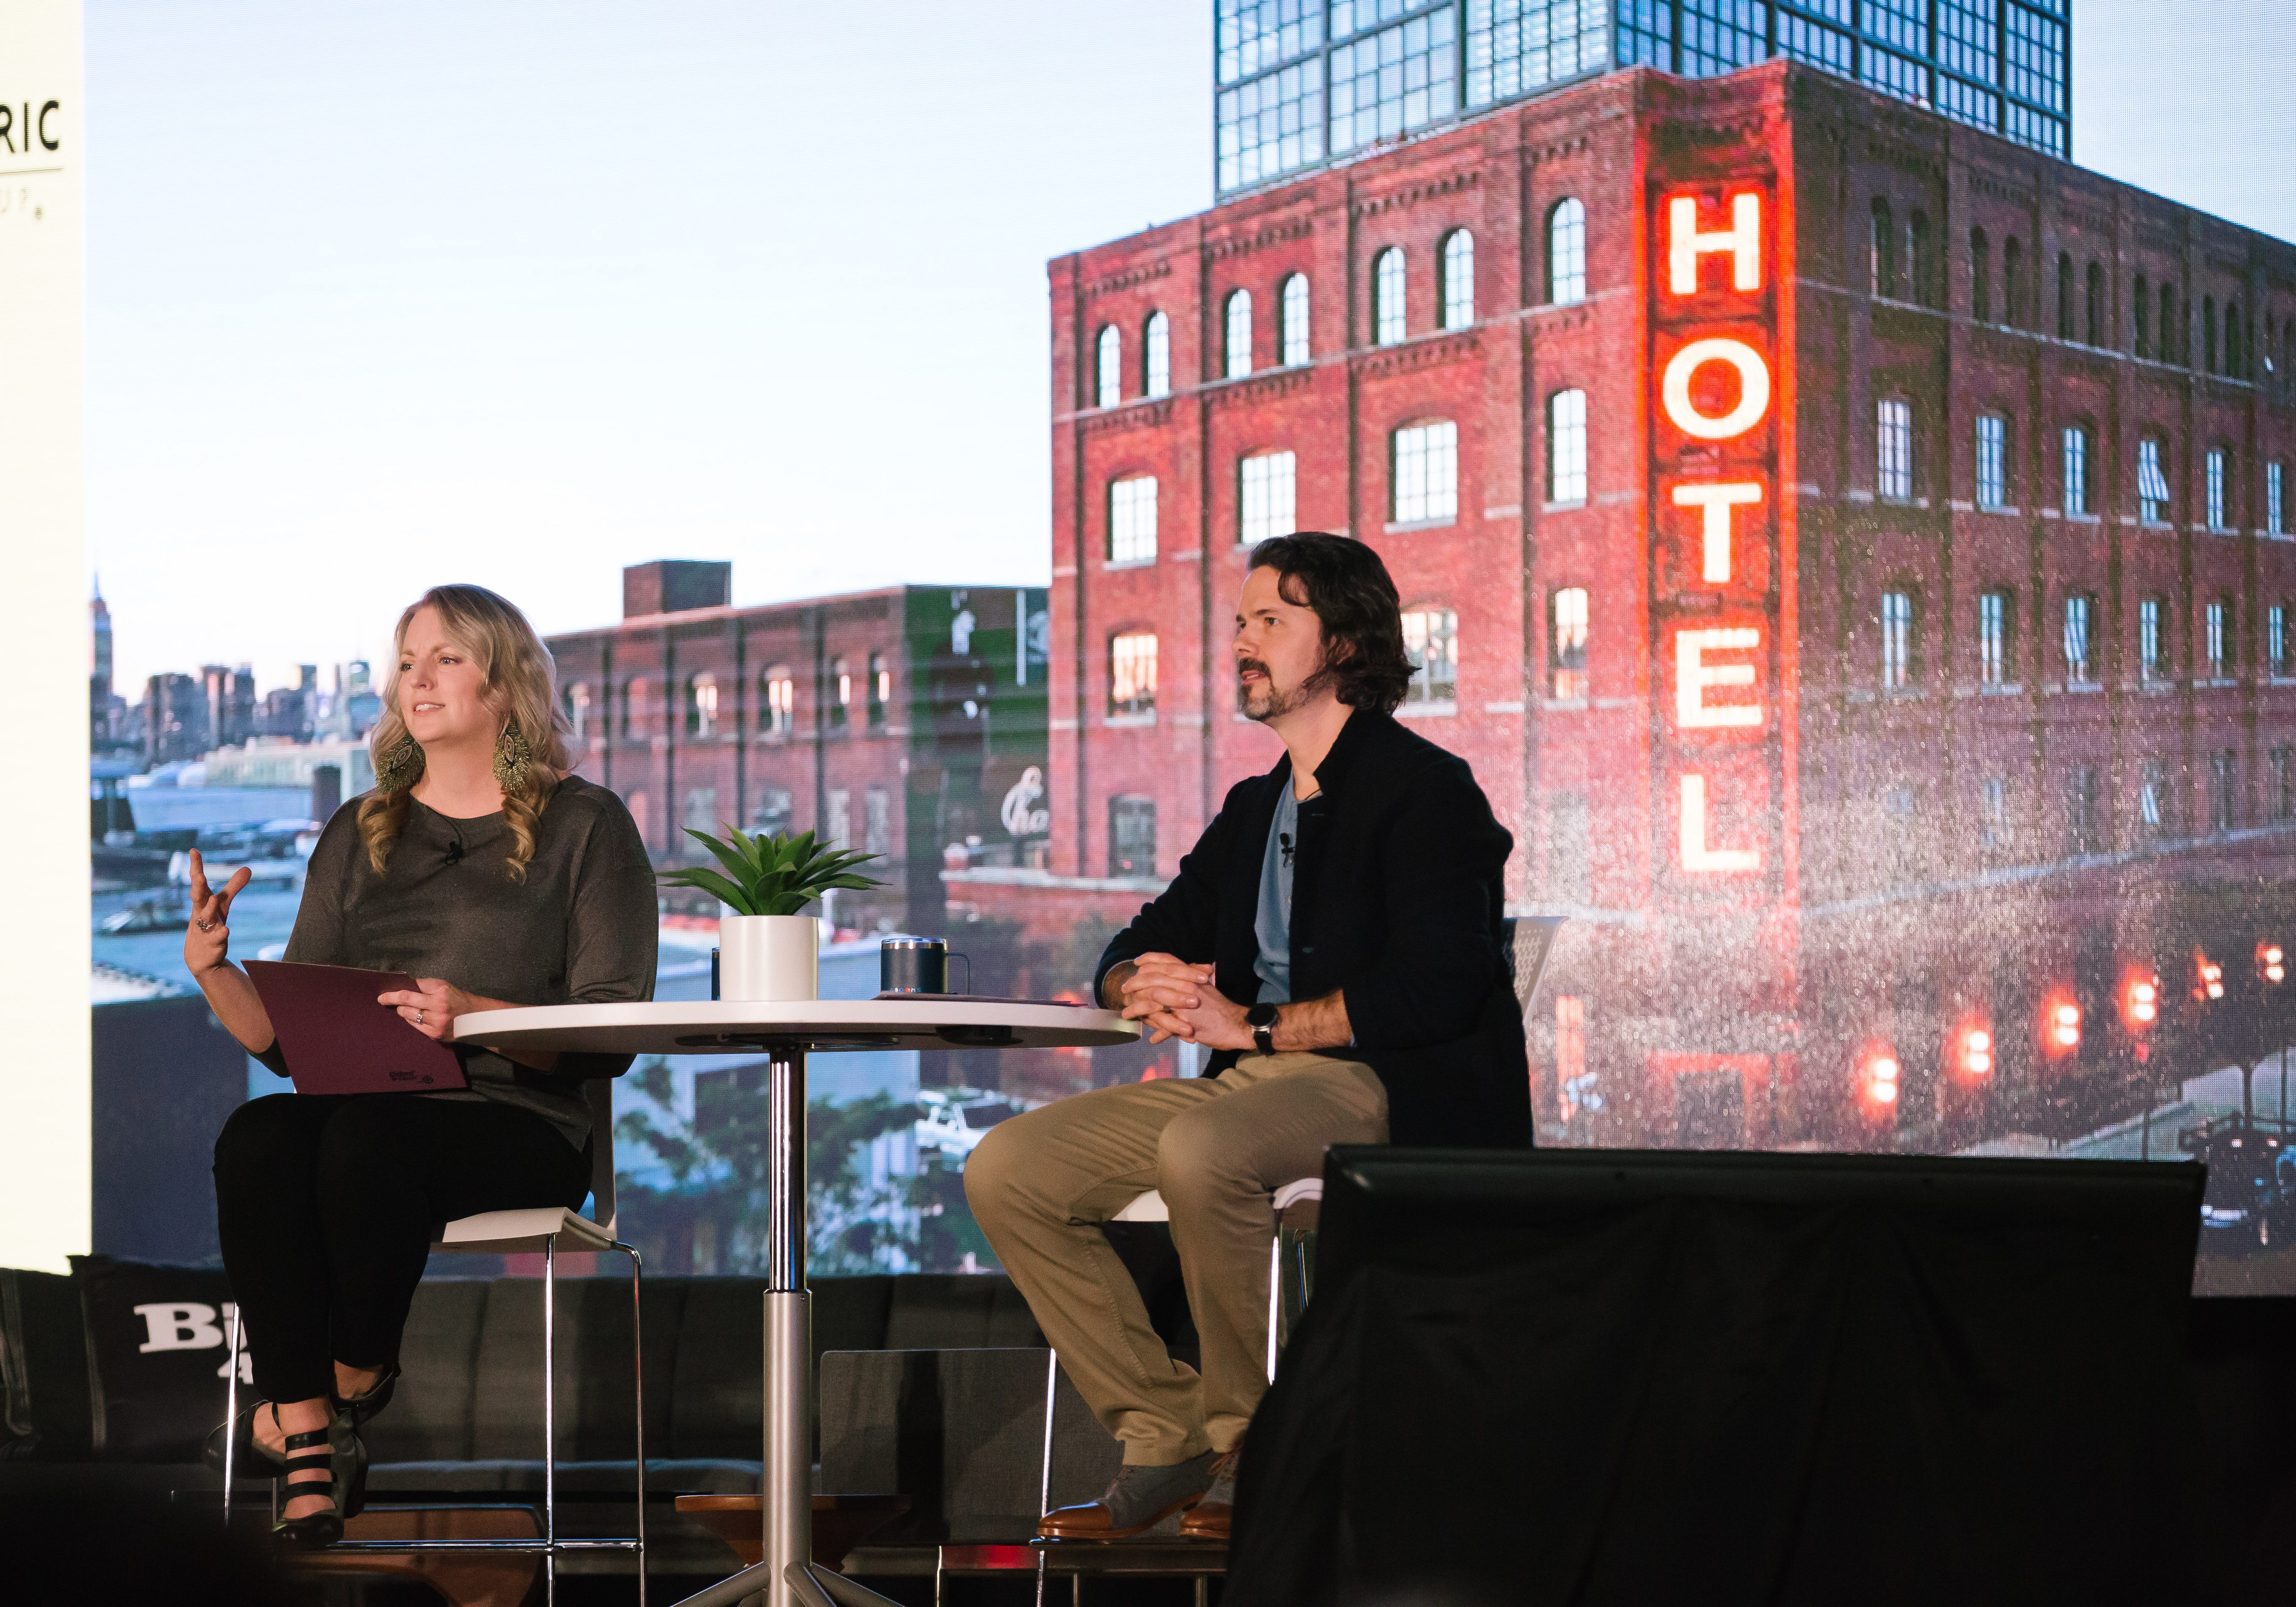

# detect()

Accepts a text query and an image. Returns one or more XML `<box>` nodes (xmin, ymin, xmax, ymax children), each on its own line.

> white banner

<box><xmin>0</xmin><ymin>0</ymin><xmax>87</xmax><ymax>1272</ymax></box>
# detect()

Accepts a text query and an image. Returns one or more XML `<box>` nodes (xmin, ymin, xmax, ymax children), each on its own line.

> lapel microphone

<box><xmin>444</xmin><ymin>837</ymin><xmax>465</xmax><ymax>866</ymax></box>
<box><xmin>1279</xmin><ymin>831</ymin><xmax>1294</xmax><ymax>868</ymax></box>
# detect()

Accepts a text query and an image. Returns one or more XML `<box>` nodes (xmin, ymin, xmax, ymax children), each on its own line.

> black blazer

<box><xmin>1094</xmin><ymin>709</ymin><xmax>1530</xmax><ymax>1149</ymax></box>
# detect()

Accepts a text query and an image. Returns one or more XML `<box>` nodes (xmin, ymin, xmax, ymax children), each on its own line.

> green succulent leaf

<box><xmin>655</xmin><ymin>821</ymin><xmax>887</xmax><ymax>915</ymax></box>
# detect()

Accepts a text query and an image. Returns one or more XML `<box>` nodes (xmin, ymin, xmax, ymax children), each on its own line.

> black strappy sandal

<box><xmin>270</xmin><ymin>1409</ymin><xmax>370</xmax><ymax>1549</ymax></box>
<box><xmin>205</xmin><ymin>1399</ymin><xmax>290</xmax><ymax>1475</ymax></box>
<box><xmin>271</xmin><ymin>1424</ymin><xmax>345</xmax><ymax>1548</ymax></box>
<box><xmin>331</xmin><ymin>1363</ymin><xmax>400</xmax><ymax>1428</ymax></box>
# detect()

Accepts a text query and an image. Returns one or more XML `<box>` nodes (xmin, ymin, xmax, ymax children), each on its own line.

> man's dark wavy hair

<box><xmin>1245</xmin><ymin>532</ymin><xmax>1416</xmax><ymax>715</ymax></box>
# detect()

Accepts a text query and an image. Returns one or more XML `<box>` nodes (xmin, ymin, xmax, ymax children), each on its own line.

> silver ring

<box><xmin>415</xmin><ymin>1008</ymin><xmax>425</xmax><ymax>1026</ymax></box>
<box><xmin>197</xmin><ymin>920</ymin><xmax>215</xmax><ymax>933</ymax></box>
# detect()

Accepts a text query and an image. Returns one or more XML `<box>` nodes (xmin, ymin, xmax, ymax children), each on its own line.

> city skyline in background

<box><xmin>85</xmin><ymin>0</ymin><xmax>2296</xmax><ymax>701</ymax></box>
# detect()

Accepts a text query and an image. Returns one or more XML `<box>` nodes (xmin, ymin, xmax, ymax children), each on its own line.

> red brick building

<box><xmin>548</xmin><ymin>563</ymin><xmax>1051</xmax><ymax>935</ymax></box>
<box><xmin>959</xmin><ymin>60</ymin><xmax>2296</xmax><ymax>1149</ymax></box>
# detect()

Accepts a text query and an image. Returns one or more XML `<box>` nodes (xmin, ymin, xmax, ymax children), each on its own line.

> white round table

<box><xmin>455</xmin><ymin>999</ymin><xmax>1138</xmax><ymax>1607</ymax></box>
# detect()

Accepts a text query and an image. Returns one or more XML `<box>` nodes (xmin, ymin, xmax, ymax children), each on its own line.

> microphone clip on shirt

<box><xmin>444</xmin><ymin>836</ymin><xmax>465</xmax><ymax>866</ymax></box>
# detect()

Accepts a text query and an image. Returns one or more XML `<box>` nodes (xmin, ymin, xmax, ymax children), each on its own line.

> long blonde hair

<box><xmin>358</xmin><ymin>584</ymin><xmax>572</xmax><ymax>882</ymax></box>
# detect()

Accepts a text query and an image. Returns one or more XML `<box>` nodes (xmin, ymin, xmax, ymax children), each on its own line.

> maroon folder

<box><xmin>245</xmin><ymin>961</ymin><xmax>469</xmax><ymax>1094</ymax></box>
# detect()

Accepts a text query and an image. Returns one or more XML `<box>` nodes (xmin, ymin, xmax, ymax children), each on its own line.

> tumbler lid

<box><xmin>880</xmin><ymin>936</ymin><xmax>946</xmax><ymax>951</ymax></box>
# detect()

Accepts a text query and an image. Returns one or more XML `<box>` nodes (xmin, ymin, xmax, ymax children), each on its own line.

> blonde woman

<box><xmin>189</xmin><ymin>585</ymin><xmax>656</xmax><ymax>1545</ymax></box>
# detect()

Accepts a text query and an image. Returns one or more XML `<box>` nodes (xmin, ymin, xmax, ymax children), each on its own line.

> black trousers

<box><xmin>213</xmin><ymin>1093</ymin><xmax>589</xmax><ymax>1403</ymax></box>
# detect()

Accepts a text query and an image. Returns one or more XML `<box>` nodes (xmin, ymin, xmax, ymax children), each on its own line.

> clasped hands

<box><xmin>1116</xmin><ymin>952</ymin><xmax>1256</xmax><ymax>1050</ymax></box>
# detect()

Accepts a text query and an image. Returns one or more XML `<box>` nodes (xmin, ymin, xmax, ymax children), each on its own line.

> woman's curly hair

<box><xmin>1245</xmin><ymin>532</ymin><xmax>1417</xmax><ymax>715</ymax></box>
<box><xmin>358</xmin><ymin>585</ymin><xmax>572</xmax><ymax>882</ymax></box>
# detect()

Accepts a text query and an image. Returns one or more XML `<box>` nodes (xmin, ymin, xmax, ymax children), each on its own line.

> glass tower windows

<box><xmin>1330</xmin><ymin>10</ymin><xmax>1458</xmax><ymax>153</ymax></box>
<box><xmin>1217</xmin><ymin>60</ymin><xmax>1326</xmax><ymax>193</ymax></box>
<box><xmin>1218</xmin><ymin>0</ymin><xmax>1325</xmax><ymax>84</ymax></box>
<box><xmin>1466</xmin><ymin>0</ymin><xmax>1609</xmax><ymax>106</ymax></box>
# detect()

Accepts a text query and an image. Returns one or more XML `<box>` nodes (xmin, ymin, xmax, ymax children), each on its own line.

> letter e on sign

<box><xmin>1676</xmin><ymin>628</ymin><xmax>1763</xmax><ymax>729</ymax></box>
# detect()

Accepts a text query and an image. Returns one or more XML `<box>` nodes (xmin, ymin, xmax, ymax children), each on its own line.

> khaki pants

<box><xmin>963</xmin><ymin>1052</ymin><xmax>1388</xmax><ymax>1465</ymax></box>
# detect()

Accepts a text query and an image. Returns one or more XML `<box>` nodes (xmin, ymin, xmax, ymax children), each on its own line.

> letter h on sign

<box><xmin>1653</xmin><ymin>186</ymin><xmax>1775</xmax><ymax>880</ymax></box>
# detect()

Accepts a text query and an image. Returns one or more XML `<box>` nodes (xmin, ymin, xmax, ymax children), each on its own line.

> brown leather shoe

<box><xmin>1037</xmin><ymin>1451</ymin><xmax>1218</xmax><ymax>1540</ymax></box>
<box><xmin>1176</xmin><ymin>1449</ymin><xmax>1238</xmax><ymax>1541</ymax></box>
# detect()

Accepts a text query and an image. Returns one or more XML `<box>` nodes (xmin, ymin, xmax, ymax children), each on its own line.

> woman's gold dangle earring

<box><xmin>375</xmin><ymin>736</ymin><xmax>425</xmax><ymax>794</ymax></box>
<box><xmin>493</xmin><ymin>720</ymin><xmax>533</xmax><ymax>793</ymax></box>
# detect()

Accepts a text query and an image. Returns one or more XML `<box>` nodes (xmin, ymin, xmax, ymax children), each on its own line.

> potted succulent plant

<box><xmin>661</xmin><ymin>825</ymin><xmax>884</xmax><ymax>1002</ymax></box>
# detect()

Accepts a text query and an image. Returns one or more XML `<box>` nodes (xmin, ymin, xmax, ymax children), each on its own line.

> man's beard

<box><xmin>1236</xmin><ymin>657</ymin><xmax>1330</xmax><ymax>722</ymax></box>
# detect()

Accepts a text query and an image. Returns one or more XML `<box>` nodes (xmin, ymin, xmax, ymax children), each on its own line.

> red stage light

<box><xmin>2197</xmin><ymin>953</ymin><xmax>2225</xmax><ymax>1001</ymax></box>
<box><xmin>1863</xmin><ymin>1049</ymin><xmax>1901</xmax><ymax>1108</ymax></box>
<box><xmin>1959</xmin><ymin>1025</ymin><xmax>1992</xmax><ymax>1078</ymax></box>
<box><xmin>2259</xmin><ymin>943</ymin><xmax>2285</xmax><ymax>985</ymax></box>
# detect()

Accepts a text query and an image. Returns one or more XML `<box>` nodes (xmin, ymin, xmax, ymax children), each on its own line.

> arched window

<box><xmin>2138</xmin><ymin>436</ymin><xmax>2171</xmax><ymax>523</ymax></box>
<box><xmin>1374</xmin><ymin>247</ymin><xmax>1407</xmax><ymax>345</ymax></box>
<box><xmin>2056</xmin><ymin>251</ymin><xmax>2074</xmax><ymax>339</ymax></box>
<box><xmin>2203</xmin><ymin>295</ymin><xmax>2218</xmax><ymax>373</ymax></box>
<box><xmin>1870</xmin><ymin>199</ymin><xmax>1896</xmax><ymax>299</ymax></box>
<box><xmin>1400</xmin><ymin>607</ymin><xmax>1459</xmax><ymax>705</ymax></box>
<box><xmin>686</xmin><ymin>672</ymin><xmax>718</xmax><ymax>738</ymax></box>
<box><xmin>1877</xmin><ymin>398</ymin><xmax>1914</xmax><ymax>499</ymax></box>
<box><xmin>1440</xmin><ymin>229</ymin><xmax>1475</xmax><ymax>330</ymax></box>
<box><xmin>1908</xmin><ymin>211</ymin><xmax>1932</xmax><ymax>307</ymax></box>
<box><xmin>1280</xmin><ymin>273</ymin><xmax>1310</xmax><ymax>366</ymax></box>
<box><xmin>762</xmin><ymin>665</ymin><xmax>795</xmax><ymax>736</ymax></box>
<box><xmin>1548</xmin><ymin>198</ymin><xmax>1587</xmax><ymax>305</ymax></box>
<box><xmin>1224</xmin><ymin>289</ymin><xmax>1253</xmax><ymax>380</ymax></box>
<box><xmin>2085</xmin><ymin>262</ymin><xmax>2104</xmax><ymax>346</ymax></box>
<box><xmin>1109</xmin><ymin>632</ymin><xmax>1157</xmax><ymax>718</ymax></box>
<box><xmin>2138</xmin><ymin>598</ymin><xmax>2165</xmax><ymax>680</ymax></box>
<box><xmin>2134</xmin><ymin>274</ymin><xmax>2150</xmax><ymax>357</ymax></box>
<box><xmin>867</xmin><ymin>651</ymin><xmax>889</xmax><ymax>727</ymax></box>
<box><xmin>1239</xmin><ymin>450</ymin><xmax>1297</xmax><ymax>545</ymax></box>
<box><xmin>1143</xmin><ymin>311</ymin><xmax>1171</xmax><ymax>398</ymax></box>
<box><xmin>1390</xmin><ymin>419</ymin><xmax>1457</xmax><ymax>523</ymax></box>
<box><xmin>622</xmin><ymin>678</ymin><xmax>645</xmax><ymax>739</ymax></box>
<box><xmin>564</xmin><ymin>682</ymin><xmax>591</xmax><ymax>744</ymax></box>
<box><xmin>829</xmin><ymin>656</ymin><xmax>851</xmax><ymax>730</ymax></box>
<box><xmin>1550</xmin><ymin>587</ymin><xmax>1589</xmax><ymax>699</ymax></box>
<box><xmin>2225</xmin><ymin>301</ymin><xmax>2243</xmax><ymax>379</ymax></box>
<box><xmin>1547</xmin><ymin>388</ymin><xmax>1588</xmax><ymax>504</ymax></box>
<box><xmin>2206</xmin><ymin>446</ymin><xmax>2230</xmax><ymax>531</ymax></box>
<box><xmin>1977</xmin><ymin>589</ymin><xmax>2016</xmax><ymax>687</ymax></box>
<box><xmin>2160</xmin><ymin>283</ymin><xmax>2177</xmax><ymax>364</ymax></box>
<box><xmin>1095</xmin><ymin>325</ymin><xmax>1121</xmax><ymax>409</ymax></box>
<box><xmin>1969</xmin><ymin>229</ymin><xmax>1991</xmax><ymax>324</ymax></box>
<box><xmin>2003</xmin><ymin>237</ymin><xmax>2023</xmax><ymax>328</ymax></box>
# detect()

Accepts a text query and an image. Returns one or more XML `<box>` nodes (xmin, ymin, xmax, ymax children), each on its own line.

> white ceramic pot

<box><xmin>718</xmin><ymin>913</ymin><xmax>820</xmax><ymax>1002</ymax></box>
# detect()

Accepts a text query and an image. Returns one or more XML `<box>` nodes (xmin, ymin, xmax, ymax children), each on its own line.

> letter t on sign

<box><xmin>1672</xmin><ymin>482</ymin><xmax>1763</xmax><ymax>583</ymax></box>
<box><xmin>1669</xmin><ymin>193</ymin><xmax>1762</xmax><ymax>295</ymax></box>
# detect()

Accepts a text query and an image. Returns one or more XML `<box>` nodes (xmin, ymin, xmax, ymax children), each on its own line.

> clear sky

<box><xmin>86</xmin><ymin>0</ymin><xmax>2295</xmax><ymax>696</ymax></box>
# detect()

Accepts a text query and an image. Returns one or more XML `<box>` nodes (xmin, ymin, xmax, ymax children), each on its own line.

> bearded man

<box><xmin>964</xmin><ymin>531</ymin><xmax>1526</xmax><ymax>1542</ymax></box>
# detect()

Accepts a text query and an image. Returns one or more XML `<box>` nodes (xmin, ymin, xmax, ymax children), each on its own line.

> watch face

<box><xmin>1246</xmin><ymin>1003</ymin><xmax>1279</xmax><ymax>1027</ymax></box>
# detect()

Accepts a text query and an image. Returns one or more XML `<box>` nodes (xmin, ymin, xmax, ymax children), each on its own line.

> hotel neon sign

<box><xmin>1653</xmin><ymin>184</ymin><xmax>1775</xmax><ymax>880</ymax></box>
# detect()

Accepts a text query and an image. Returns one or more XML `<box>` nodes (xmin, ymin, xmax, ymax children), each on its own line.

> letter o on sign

<box><xmin>1661</xmin><ymin>337</ymin><xmax>1771</xmax><ymax>441</ymax></box>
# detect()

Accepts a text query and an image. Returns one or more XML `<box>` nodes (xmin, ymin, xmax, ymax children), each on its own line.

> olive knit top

<box><xmin>252</xmin><ymin>775</ymin><xmax>659</xmax><ymax>1151</ymax></box>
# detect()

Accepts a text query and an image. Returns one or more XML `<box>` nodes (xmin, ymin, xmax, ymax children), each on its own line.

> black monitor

<box><xmin>1232</xmin><ymin>1147</ymin><xmax>2204</xmax><ymax>1607</ymax></box>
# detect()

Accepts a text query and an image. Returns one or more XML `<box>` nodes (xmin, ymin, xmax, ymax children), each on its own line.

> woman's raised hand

<box><xmin>183</xmin><ymin>850</ymin><xmax>252</xmax><ymax>976</ymax></box>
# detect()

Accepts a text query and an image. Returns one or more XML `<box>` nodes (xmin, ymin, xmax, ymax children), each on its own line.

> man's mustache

<box><xmin>1238</xmin><ymin>659</ymin><xmax>1271</xmax><ymax>681</ymax></box>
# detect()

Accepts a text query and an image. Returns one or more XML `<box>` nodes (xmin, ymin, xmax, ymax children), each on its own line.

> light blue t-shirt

<box><xmin>1252</xmin><ymin>784</ymin><xmax>1299</xmax><ymax>1004</ymax></box>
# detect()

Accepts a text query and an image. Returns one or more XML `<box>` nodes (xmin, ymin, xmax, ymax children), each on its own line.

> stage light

<box><xmin>2259</xmin><ymin>943</ymin><xmax>2285</xmax><ymax>985</ymax></box>
<box><xmin>2122</xmin><ymin>971</ymin><xmax>2160</xmax><ymax>1032</ymax></box>
<box><xmin>2197</xmin><ymin>953</ymin><xmax>2225</xmax><ymax>1001</ymax></box>
<box><xmin>1864</xmin><ymin>1049</ymin><xmax>1901</xmax><ymax>1107</ymax></box>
